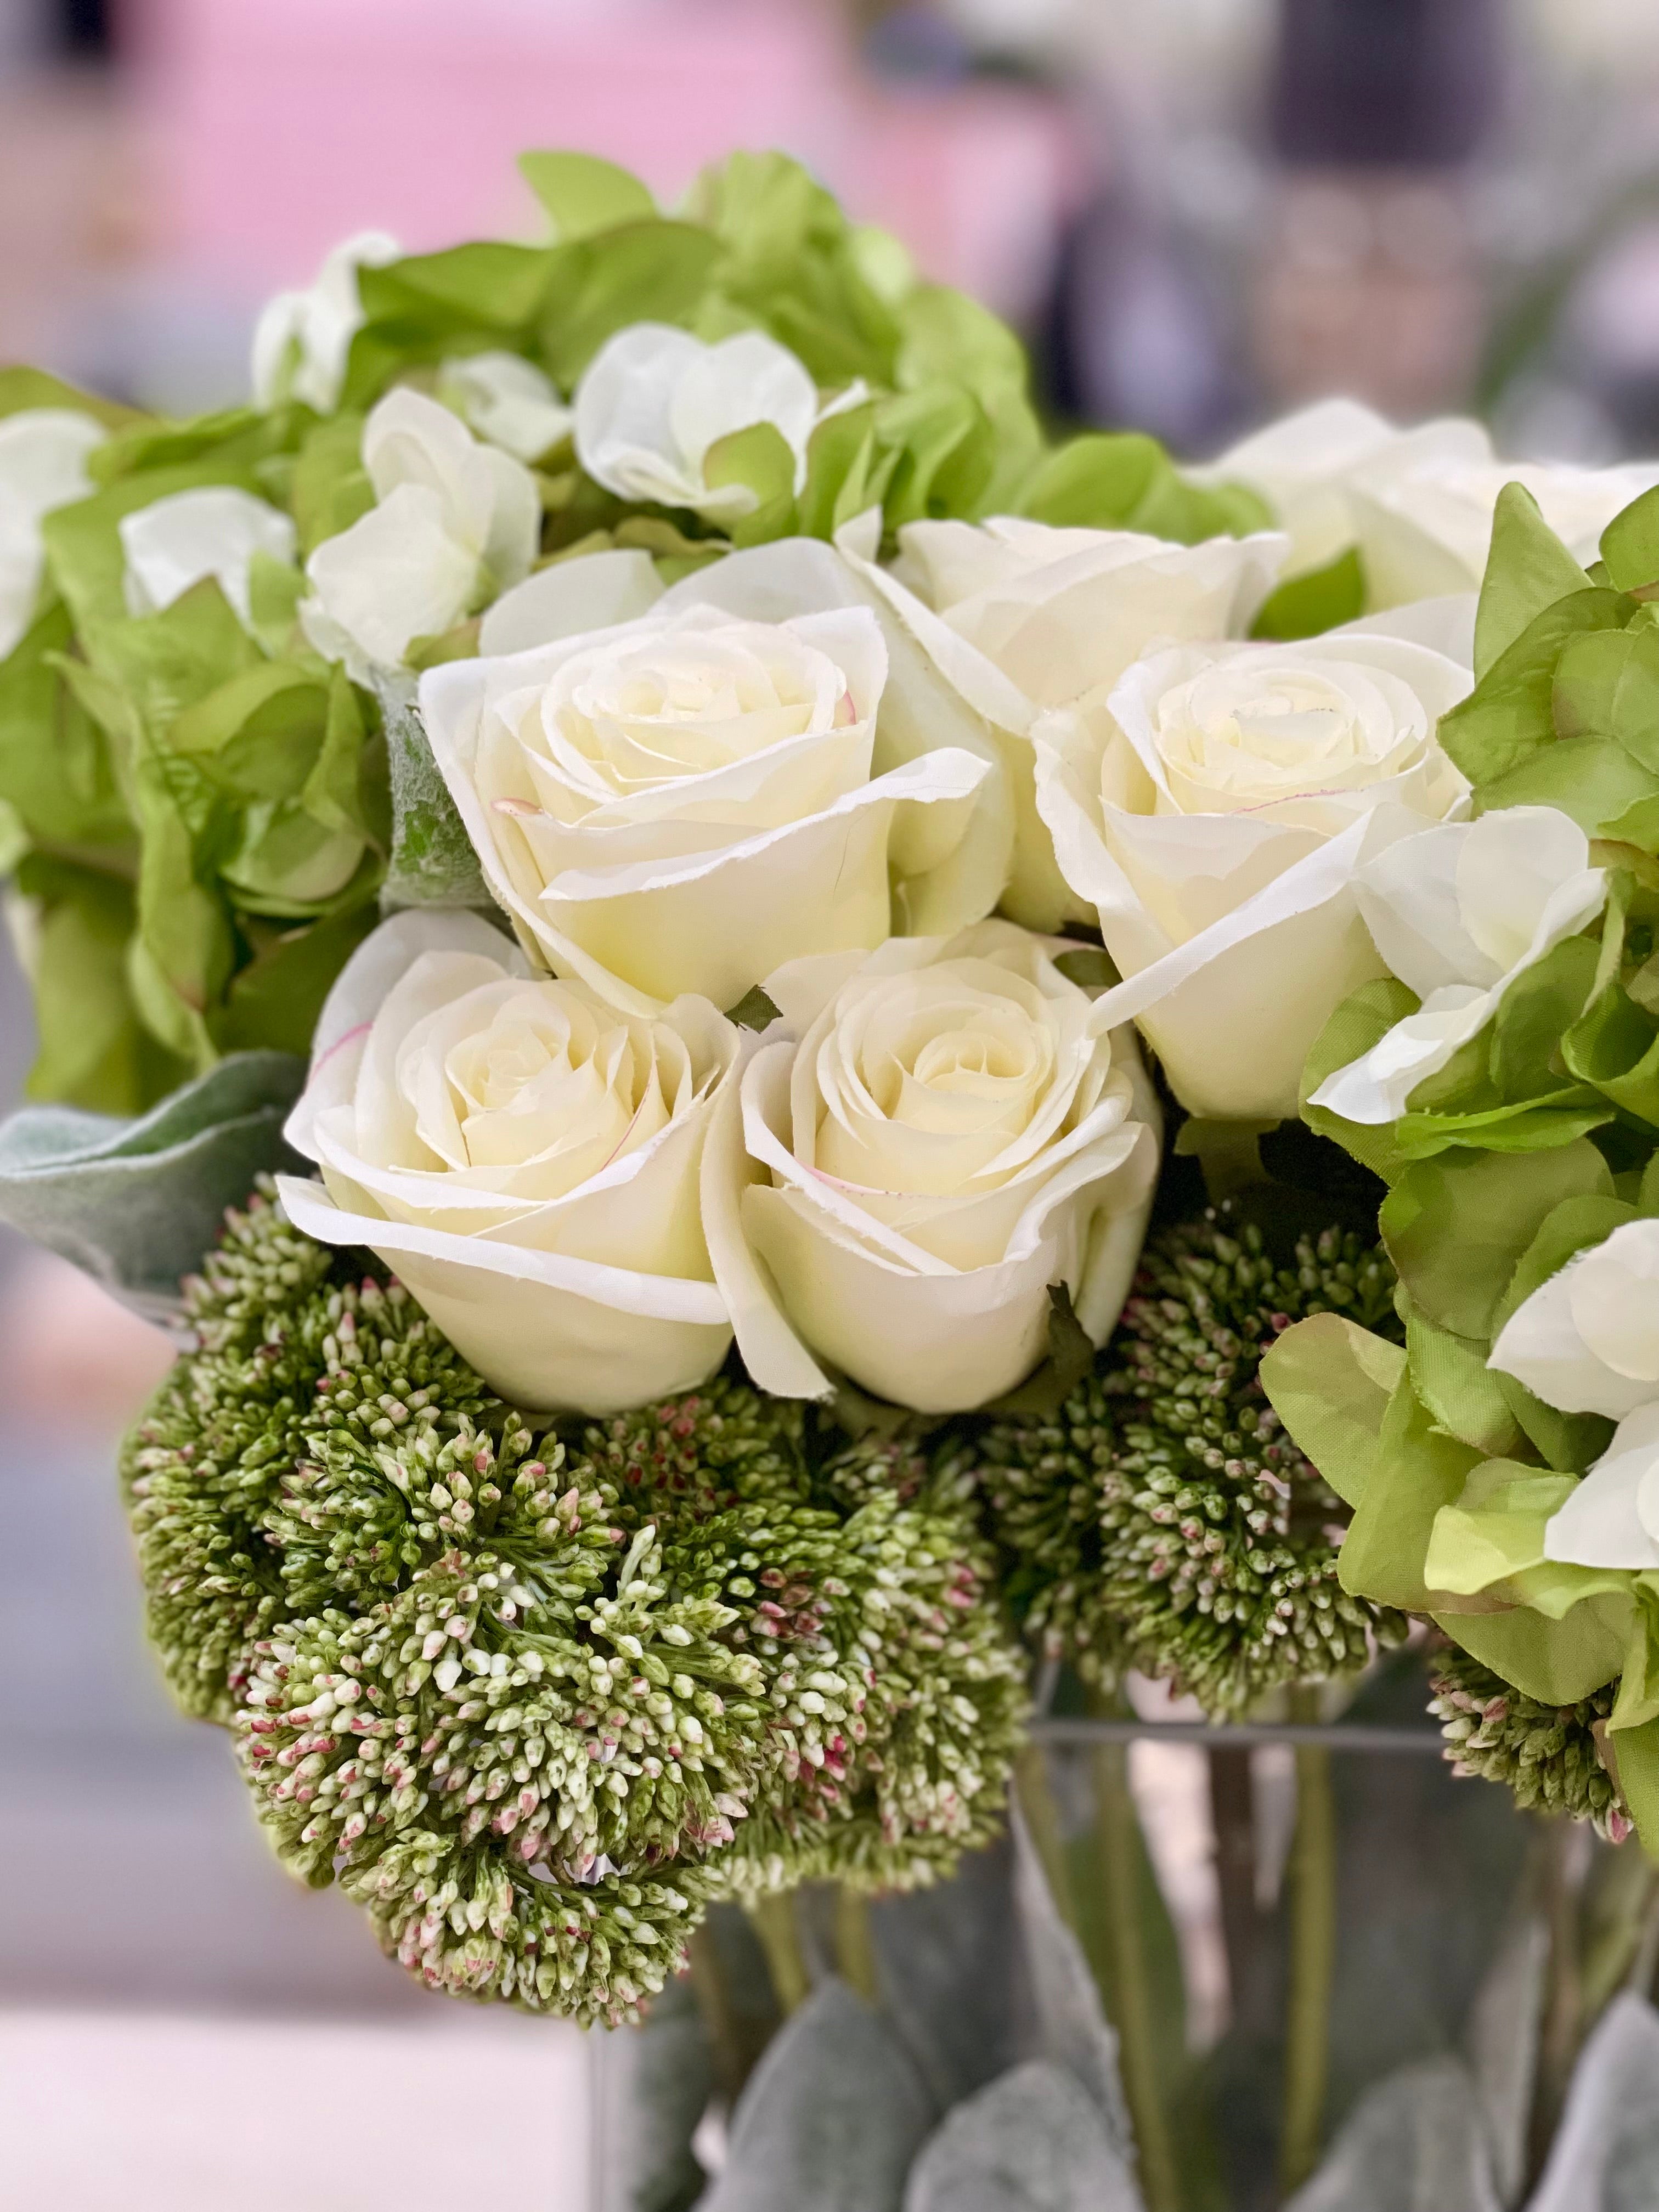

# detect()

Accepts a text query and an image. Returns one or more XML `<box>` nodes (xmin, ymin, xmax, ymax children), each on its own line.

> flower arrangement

<box><xmin>9</xmin><ymin>142</ymin><xmax>1659</xmax><ymax>2200</ymax></box>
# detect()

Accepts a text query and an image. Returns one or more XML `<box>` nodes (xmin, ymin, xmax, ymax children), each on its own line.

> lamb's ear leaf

<box><xmin>1474</xmin><ymin>480</ymin><xmax>1592</xmax><ymax>681</ymax></box>
<box><xmin>0</xmin><ymin>1051</ymin><xmax>306</xmax><ymax>1319</ymax></box>
<box><xmin>696</xmin><ymin>1980</ymin><xmax>933</xmax><ymax>2212</ymax></box>
<box><xmin>904</xmin><ymin>2061</ymin><xmax>1142</xmax><ymax>2212</ymax></box>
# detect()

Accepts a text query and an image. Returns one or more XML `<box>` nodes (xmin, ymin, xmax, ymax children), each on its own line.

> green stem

<box><xmin>1016</xmin><ymin>1741</ymin><xmax>1079</xmax><ymax>1926</ymax></box>
<box><xmin>1279</xmin><ymin>1730</ymin><xmax>1337</xmax><ymax>2196</ymax></box>
<box><xmin>1093</xmin><ymin>1740</ymin><xmax>1183</xmax><ymax>2212</ymax></box>
<box><xmin>1208</xmin><ymin>1745</ymin><xmax>1265</xmax><ymax>2037</ymax></box>
<box><xmin>836</xmin><ymin>1886</ymin><xmax>881</xmax><ymax>2006</ymax></box>
<box><xmin>686</xmin><ymin>1925</ymin><xmax>749</xmax><ymax>2106</ymax></box>
<box><xmin>747</xmin><ymin>1889</ymin><xmax>811</xmax><ymax>2017</ymax></box>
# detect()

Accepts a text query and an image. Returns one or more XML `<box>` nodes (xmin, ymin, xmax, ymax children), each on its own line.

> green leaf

<box><xmin>704</xmin><ymin>421</ymin><xmax>798</xmax><ymax>549</ymax></box>
<box><xmin>1553</xmin><ymin>621</ymin><xmax>1659</xmax><ymax>768</ymax></box>
<box><xmin>1249</xmin><ymin>546</ymin><xmax>1366</xmax><ymax>641</ymax></box>
<box><xmin>1015</xmin><ymin>432</ymin><xmax>1169</xmax><ymax>532</ymax></box>
<box><xmin>1601</xmin><ymin>483</ymin><xmax>1659</xmax><ymax>596</ymax></box>
<box><xmin>1300</xmin><ymin>977</ymin><xmax>1419</xmax><ymax>1183</ymax></box>
<box><xmin>1489</xmin><ymin>934</ymin><xmax>1601</xmax><ymax>1099</ymax></box>
<box><xmin>1564</xmin><ymin>979</ymin><xmax>1659</xmax><ymax>1126</ymax></box>
<box><xmin>210</xmin><ymin>905</ymin><xmax>379</xmax><ymax>1057</ymax></box>
<box><xmin>794</xmin><ymin>400</ymin><xmax>895</xmax><ymax>543</ymax></box>
<box><xmin>539</xmin><ymin>222</ymin><xmax>722</xmax><ymax>387</ymax></box>
<box><xmin>1474</xmin><ymin>482</ymin><xmax>1592</xmax><ymax>681</ymax></box>
<box><xmin>290</xmin><ymin>413</ymin><xmax>372</xmax><ymax>555</ymax></box>
<box><xmin>980</xmin><ymin>1284</ymin><xmax>1097</xmax><ymax>1421</ymax></box>
<box><xmin>876</xmin><ymin>386</ymin><xmax>994</xmax><ymax>530</ymax></box>
<box><xmin>1423</xmin><ymin>1460</ymin><xmax>1579</xmax><ymax>1594</ymax></box>
<box><xmin>0</xmin><ymin>599</ymin><xmax>132</xmax><ymax>848</ymax></box>
<box><xmin>1392</xmin><ymin>1093</ymin><xmax>1613</xmax><ymax>1159</ymax></box>
<box><xmin>725</xmin><ymin>985</ymin><xmax>781</xmax><ymax>1033</ymax></box>
<box><xmin>15</xmin><ymin>858</ymin><xmax>182</xmax><ymax>1114</ymax></box>
<box><xmin>357</xmin><ymin>242</ymin><xmax>557</xmax><ymax>332</ymax></box>
<box><xmin>1405</xmin><ymin>1304</ymin><xmax>1524</xmax><ymax>1456</ymax></box>
<box><xmin>0</xmin><ymin>1050</ymin><xmax>305</xmax><ymax>1319</ymax></box>
<box><xmin>1605</xmin><ymin>1713</ymin><xmax>1659</xmax><ymax>1851</ymax></box>
<box><xmin>519</xmin><ymin>150</ymin><xmax>656</xmax><ymax>240</ymax></box>
<box><xmin>1053</xmin><ymin>946</ymin><xmax>1119</xmax><ymax>991</ymax></box>
<box><xmin>1478</xmin><ymin>733</ymin><xmax>1657</xmax><ymax>837</ymax></box>
<box><xmin>0</xmin><ymin>364</ymin><xmax>137</xmax><ymax>430</ymax></box>
<box><xmin>1260</xmin><ymin>1311</ymin><xmax>1407</xmax><ymax>1508</ymax></box>
<box><xmin>1380</xmin><ymin>1141</ymin><xmax>1613</xmax><ymax>1341</ymax></box>
<box><xmin>1339</xmin><ymin>1372</ymin><xmax>1484</xmax><ymax>1612</ymax></box>
<box><xmin>1437</xmin><ymin>587</ymin><xmax>1629</xmax><ymax>789</ymax></box>
<box><xmin>1437</xmin><ymin>1602</ymin><xmax>1632</xmax><ymax>1707</ymax></box>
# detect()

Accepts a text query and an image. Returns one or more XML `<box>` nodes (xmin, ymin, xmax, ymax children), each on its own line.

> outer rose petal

<box><xmin>276</xmin><ymin>1174</ymin><xmax>730</xmax><ymax>1415</ymax></box>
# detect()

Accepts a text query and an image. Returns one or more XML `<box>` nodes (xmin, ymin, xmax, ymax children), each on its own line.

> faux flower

<box><xmin>0</xmin><ymin>407</ymin><xmax>106</xmax><ymax>659</ymax></box>
<box><xmin>840</xmin><ymin>512</ymin><xmax>1283</xmax><ymax>929</ymax></box>
<box><xmin>1488</xmin><ymin>1221</ymin><xmax>1659</xmax><ymax>1570</ymax></box>
<box><xmin>573</xmin><ymin>323</ymin><xmax>852</xmax><ymax>518</ymax></box>
<box><xmin>1205</xmin><ymin>398</ymin><xmax>1659</xmax><ymax>605</ymax></box>
<box><xmin>1035</xmin><ymin>625</ymin><xmax>1471</xmax><ymax>1120</ymax></box>
<box><xmin>275</xmin><ymin>909</ymin><xmax>740</xmax><ymax>1414</ymax></box>
<box><xmin>301</xmin><ymin>388</ymin><xmax>540</xmax><ymax>682</ymax></box>
<box><xmin>419</xmin><ymin>586</ymin><xmax>998</xmax><ymax>1015</ymax></box>
<box><xmin>439</xmin><ymin>350</ymin><xmax>572</xmax><ymax>463</ymax></box>
<box><xmin>1311</xmin><ymin>805</ymin><xmax>1607</xmax><ymax>1125</ymax></box>
<box><xmin>704</xmin><ymin>920</ymin><xmax>1159</xmax><ymax>1413</ymax></box>
<box><xmin>120</xmin><ymin>486</ymin><xmax>298</xmax><ymax>625</ymax></box>
<box><xmin>250</xmin><ymin>230</ymin><xmax>400</xmax><ymax>413</ymax></box>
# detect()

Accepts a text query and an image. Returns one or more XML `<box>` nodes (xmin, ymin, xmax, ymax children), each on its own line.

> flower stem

<box><xmin>1093</xmin><ymin>1738</ymin><xmax>1183</xmax><ymax>2212</ymax></box>
<box><xmin>1016</xmin><ymin>1740</ymin><xmax>1079</xmax><ymax>1925</ymax></box>
<box><xmin>686</xmin><ymin>1925</ymin><xmax>749</xmax><ymax>2105</ymax></box>
<box><xmin>836</xmin><ymin>1886</ymin><xmax>881</xmax><ymax>2006</ymax></box>
<box><xmin>1208</xmin><ymin>1744</ymin><xmax>1265</xmax><ymax>2035</ymax></box>
<box><xmin>1278</xmin><ymin>1724</ymin><xmax>1337</xmax><ymax>2196</ymax></box>
<box><xmin>748</xmin><ymin>1890</ymin><xmax>811</xmax><ymax>2016</ymax></box>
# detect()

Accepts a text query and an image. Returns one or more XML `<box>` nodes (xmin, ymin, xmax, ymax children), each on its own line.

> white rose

<box><xmin>1311</xmin><ymin>806</ymin><xmax>1607</xmax><ymax>1125</ymax></box>
<box><xmin>1205</xmin><ymin>398</ymin><xmax>1659</xmax><ymax>607</ymax></box>
<box><xmin>837</xmin><ymin>511</ymin><xmax>1284</xmax><ymax>929</ymax></box>
<box><xmin>120</xmin><ymin>487</ymin><xmax>297</xmax><ymax>625</ymax></box>
<box><xmin>574</xmin><ymin>324</ymin><xmax>856</xmax><ymax>519</ymax></box>
<box><xmin>439</xmin><ymin>351</ymin><xmax>572</xmax><ymax>464</ymax></box>
<box><xmin>1035</xmin><ymin>625</ymin><xmax>1471</xmax><ymax>1120</ymax></box>
<box><xmin>702</xmin><ymin>919</ymin><xmax>1159</xmax><ymax>1412</ymax></box>
<box><xmin>1487</xmin><ymin>1224</ymin><xmax>1659</xmax><ymax>1570</ymax></box>
<box><xmin>300</xmin><ymin>388</ymin><xmax>540</xmax><ymax>683</ymax></box>
<box><xmin>420</xmin><ymin>577</ymin><xmax>1000</xmax><ymax>1015</ymax></box>
<box><xmin>251</xmin><ymin>230</ymin><xmax>400</xmax><ymax>414</ymax></box>
<box><xmin>275</xmin><ymin>909</ymin><xmax>740</xmax><ymax>1415</ymax></box>
<box><xmin>0</xmin><ymin>407</ymin><xmax>106</xmax><ymax>659</ymax></box>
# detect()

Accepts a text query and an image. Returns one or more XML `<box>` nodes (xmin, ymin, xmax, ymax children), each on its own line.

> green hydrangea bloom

<box><xmin>978</xmin><ymin>1206</ymin><xmax>1407</xmax><ymax>1714</ymax></box>
<box><xmin>121</xmin><ymin>1188</ymin><xmax>1025</xmax><ymax>2022</ymax></box>
<box><xmin>1429</xmin><ymin>1646</ymin><xmax>1629</xmax><ymax>1843</ymax></box>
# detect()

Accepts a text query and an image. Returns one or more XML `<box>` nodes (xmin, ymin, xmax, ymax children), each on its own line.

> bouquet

<box><xmin>8</xmin><ymin>145</ymin><xmax>1659</xmax><ymax>2207</ymax></box>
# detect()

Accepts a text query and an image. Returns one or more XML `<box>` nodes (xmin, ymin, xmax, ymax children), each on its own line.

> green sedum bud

<box><xmin>121</xmin><ymin>1185</ymin><xmax>1024</xmax><ymax>2022</ymax></box>
<box><xmin>1428</xmin><ymin>1645</ymin><xmax>1629</xmax><ymax>1843</ymax></box>
<box><xmin>979</xmin><ymin>1205</ymin><xmax>1407</xmax><ymax>1714</ymax></box>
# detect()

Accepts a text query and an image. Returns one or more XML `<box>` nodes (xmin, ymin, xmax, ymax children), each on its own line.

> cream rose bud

<box><xmin>120</xmin><ymin>487</ymin><xmax>297</xmax><ymax>625</ymax></box>
<box><xmin>703</xmin><ymin>921</ymin><xmax>1160</xmax><ymax>1414</ymax></box>
<box><xmin>275</xmin><ymin>909</ymin><xmax>740</xmax><ymax>1415</ymax></box>
<box><xmin>1311</xmin><ymin>806</ymin><xmax>1607</xmax><ymax>1126</ymax></box>
<box><xmin>300</xmin><ymin>388</ymin><xmax>540</xmax><ymax>684</ymax></box>
<box><xmin>0</xmin><ymin>407</ymin><xmax>106</xmax><ymax>659</ymax></box>
<box><xmin>1034</xmin><ymin>626</ymin><xmax>1471</xmax><ymax>1121</ymax></box>
<box><xmin>837</xmin><ymin>512</ymin><xmax>1284</xmax><ymax>930</ymax></box>
<box><xmin>574</xmin><ymin>324</ymin><xmax>844</xmax><ymax>519</ymax></box>
<box><xmin>419</xmin><ymin>599</ymin><xmax>996</xmax><ymax>1015</ymax></box>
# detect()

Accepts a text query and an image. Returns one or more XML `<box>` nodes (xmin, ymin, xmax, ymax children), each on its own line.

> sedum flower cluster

<box><xmin>980</xmin><ymin>1207</ymin><xmax>1405</xmax><ymax>1713</ymax></box>
<box><xmin>122</xmin><ymin>1188</ymin><xmax>1025</xmax><ymax>2022</ymax></box>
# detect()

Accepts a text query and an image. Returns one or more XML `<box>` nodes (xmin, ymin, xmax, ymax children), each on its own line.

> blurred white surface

<box><xmin>0</xmin><ymin>2008</ymin><xmax>590</xmax><ymax>2210</ymax></box>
